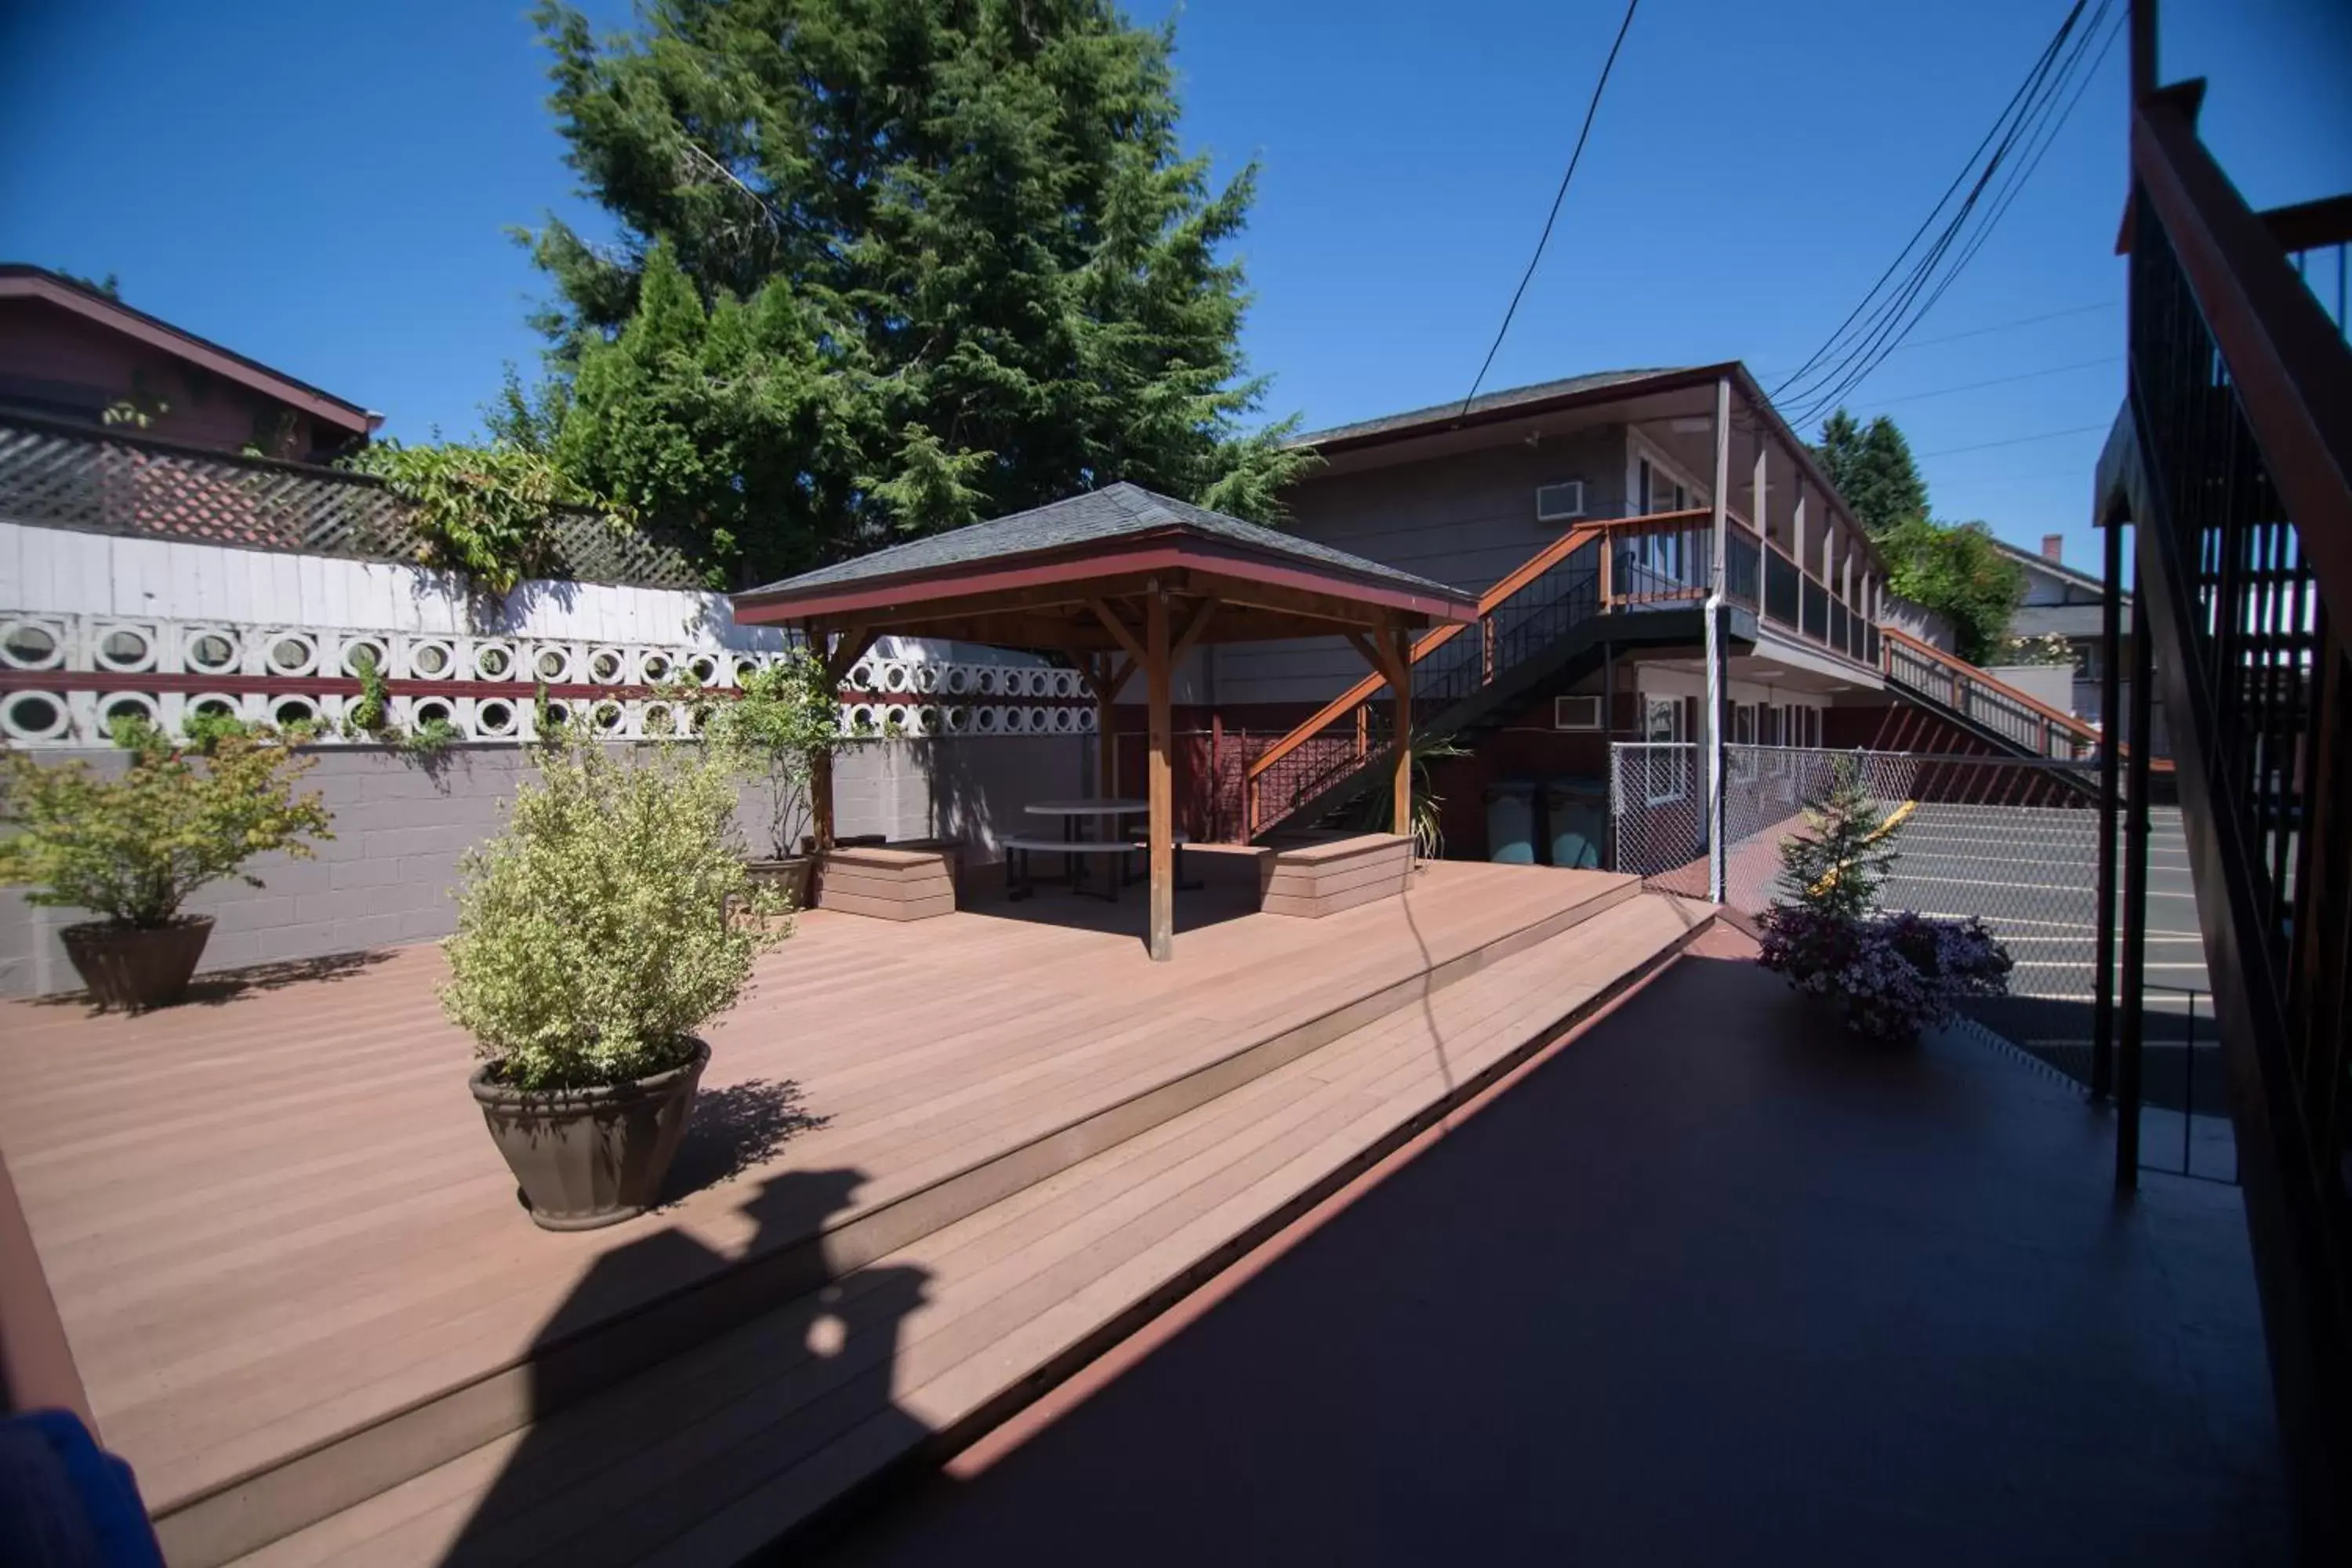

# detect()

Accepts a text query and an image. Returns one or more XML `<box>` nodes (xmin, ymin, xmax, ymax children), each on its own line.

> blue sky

<box><xmin>4</xmin><ymin>0</ymin><xmax>2347</xmax><ymax>570</ymax></box>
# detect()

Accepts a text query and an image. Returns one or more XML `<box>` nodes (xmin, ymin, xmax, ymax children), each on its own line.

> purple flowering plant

<box><xmin>1754</xmin><ymin>760</ymin><xmax>2013</xmax><ymax>1044</ymax></box>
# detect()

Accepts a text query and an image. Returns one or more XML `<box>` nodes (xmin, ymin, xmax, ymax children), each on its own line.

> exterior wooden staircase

<box><xmin>1243</xmin><ymin>510</ymin><xmax>1715</xmax><ymax>840</ymax></box>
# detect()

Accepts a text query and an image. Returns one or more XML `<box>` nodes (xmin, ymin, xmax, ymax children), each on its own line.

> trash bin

<box><xmin>1484</xmin><ymin>779</ymin><xmax>1538</xmax><ymax>864</ymax></box>
<box><xmin>1545</xmin><ymin>775</ymin><xmax>1609</xmax><ymax>869</ymax></box>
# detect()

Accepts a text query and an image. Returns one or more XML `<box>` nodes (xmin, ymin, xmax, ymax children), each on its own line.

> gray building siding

<box><xmin>1208</xmin><ymin>428</ymin><xmax>1631</xmax><ymax>710</ymax></box>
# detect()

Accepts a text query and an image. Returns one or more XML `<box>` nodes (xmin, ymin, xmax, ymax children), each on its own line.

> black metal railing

<box><xmin>1724</xmin><ymin>527</ymin><xmax>1761</xmax><ymax>608</ymax></box>
<box><xmin>1248</xmin><ymin>539</ymin><xmax>1603</xmax><ymax>828</ymax></box>
<box><xmin>2115</xmin><ymin>77</ymin><xmax>2352</xmax><ymax>1557</ymax></box>
<box><xmin>1765</xmin><ymin>548</ymin><xmax>1801</xmax><ymax>626</ymax></box>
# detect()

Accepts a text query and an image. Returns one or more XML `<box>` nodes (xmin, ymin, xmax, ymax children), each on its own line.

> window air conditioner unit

<box><xmin>1534</xmin><ymin>480</ymin><xmax>1586</xmax><ymax>522</ymax></box>
<box><xmin>1554</xmin><ymin>694</ymin><xmax>1602</xmax><ymax>731</ymax></box>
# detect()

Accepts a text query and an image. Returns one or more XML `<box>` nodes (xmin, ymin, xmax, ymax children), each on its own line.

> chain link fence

<box><xmin>1608</xmin><ymin>746</ymin><xmax>2215</xmax><ymax>1129</ymax></box>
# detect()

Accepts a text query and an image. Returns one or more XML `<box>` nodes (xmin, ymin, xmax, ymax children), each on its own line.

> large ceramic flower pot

<box><xmin>60</xmin><ymin>916</ymin><xmax>214</xmax><ymax>1012</ymax></box>
<box><xmin>470</xmin><ymin>1039</ymin><xmax>709</xmax><ymax>1231</ymax></box>
<box><xmin>745</xmin><ymin>855</ymin><xmax>816</xmax><ymax>911</ymax></box>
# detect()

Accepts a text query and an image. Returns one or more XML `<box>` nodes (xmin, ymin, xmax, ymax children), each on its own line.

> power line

<box><xmin>1773</xmin><ymin>0</ymin><xmax>2121</xmax><ymax>429</ymax></box>
<box><xmin>1787</xmin><ymin>3</ymin><xmax>2122</xmax><ymax>426</ymax></box>
<box><xmin>1779</xmin><ymin>1</ymin><xmax>2107</xmax><ymax>423</ymax></box>
<box><xmin>1881</xmin><ymin>299</ymin><xmax>2117</xmax><ymax>353</ymax></box>
<box><xmin>1459</xmin><ymin>0</ymin><xmax>1642</xmax><ymax>417</ymax></box>
<box><xmin>1915</xmin><ymin>422</ymin><xmax>2110</xmax><ymax>458</ymax></box>
<box><xmin>1769</xmin><ymin>0</ymin><xmax>2091</xmax><ymax>408</ymax></box>
<box><xmin>1749</xmin><ymin>301</ymin><xmax>2121</xmax><ymax>393</ymax></box>
<box><xmin>1884</xmin><ymin>6</ymin><xmax>2126</xmax><ymax>372</ymax></box>
<box><xmin>1864</xmin><ymin>354</ymin><xmax>2121</xmax><ymax>408</ymax></box>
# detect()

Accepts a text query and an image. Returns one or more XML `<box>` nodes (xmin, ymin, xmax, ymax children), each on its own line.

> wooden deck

<box><xmin>0</xmin><ymin>862</ymin><xmax>1709</xmax><ymax>1565</ymax></box>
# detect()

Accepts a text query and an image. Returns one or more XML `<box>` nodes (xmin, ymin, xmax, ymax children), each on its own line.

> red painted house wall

<box><xmin>0</xmin><ymin>298</ymin><xmax>333</xmax><ymax>459</ymax></box>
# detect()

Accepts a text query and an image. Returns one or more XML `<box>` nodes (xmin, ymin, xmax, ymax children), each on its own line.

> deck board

<box><xmin>236</xmin><ymin>891</ymin><xmax>1707</xmax><ymax>1567</ymax></box>
<box><xmin>0</xmin><ymin>860</ymin><xmax>1645</xmax><ymax>1534</ymax></box>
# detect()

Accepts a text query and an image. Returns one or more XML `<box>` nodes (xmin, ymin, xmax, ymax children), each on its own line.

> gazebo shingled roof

<box><xmin>746</xmin><ymin>481</ymin><xmax>1459</xmax><ymax>600</ymax></box>
<box><xmin>732</xmin><ymin>482</ymin><xmax>1476</xmax><ymax>960</ymax></box>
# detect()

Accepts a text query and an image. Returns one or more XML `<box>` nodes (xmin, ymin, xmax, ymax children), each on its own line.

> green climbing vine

<box><xmin>343</xmin><ymin>440</ymin><xmax>630</xmax><ymax>597</ymax></box>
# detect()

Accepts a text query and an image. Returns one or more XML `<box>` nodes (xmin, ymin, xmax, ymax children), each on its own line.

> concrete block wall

<box><xmin>0</xmin><ymin>736</ymin><xmax>1081</xmax><ymax>998</ymax></box>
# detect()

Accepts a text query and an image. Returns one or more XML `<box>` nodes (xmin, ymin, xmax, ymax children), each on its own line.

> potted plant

<box><xmin>1754</xmin><ymin>761</ymin><xmax>2012</xmax><ymax>1044</ymax></box>
<box><xmin>0</xmin><ymin>718</ymin><xmax>333</xmax><ymax>1011</ymax></box>
<box><xmin>441</xmin><ymin>725</ymin><xmax>787</xmax><ymax>1230</ymax></box>
<box><xmin>699</xmin><ymin>648</ymin><xmax>851</xmax><ymax>908</ymax></box>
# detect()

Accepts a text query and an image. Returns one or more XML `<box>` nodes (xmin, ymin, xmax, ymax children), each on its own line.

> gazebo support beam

<box><xmin>1087</xmin><ymin>598</ymin><xmax>1149</xmax><ymax>668</ymax></box>
<box><xmin>808</xmin><ymin>622</ymin><xmax>876</xmax><ymax>858</ymax></box>
<box><xmin>1378</xmin><ymin>625</ymin><xmax>1415</xmax><ymax>843</ymax></box>
<box><xmin>1145</xmin><ymin>591</ymin><xmax>1174</xmax><ymax>961</ymax></box>
<box><xmin>1083</xmin><ymin>652</ymin><xmax>1132</xmax><ymax>797</ymax></box>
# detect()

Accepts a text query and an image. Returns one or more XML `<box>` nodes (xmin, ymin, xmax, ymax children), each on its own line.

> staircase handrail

<box><xmin>1244</xmin><ymin>510</ymin><xmax>1704</xmax><ymax>789</ymax></box>
<box><xmin>2123</xmin><ymin>77</ymin><xmax>2352</xmax><ymax>1557</ymax></box>
<box><xmin>1878</xmin><ymin>624</ymin><xmax>2105</xmax><ymax>755</ymax></box>
<box><xmin>2136</xmin><ymin>86</ymin><xmax>2352</xmax><ymax>610</ymax></box>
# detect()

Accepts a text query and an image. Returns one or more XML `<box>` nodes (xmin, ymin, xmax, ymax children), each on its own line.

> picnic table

<box><xmin>1007</xmin><ymin>799</ymin><xmax>1194</xmax><ymax>901</ymax></box>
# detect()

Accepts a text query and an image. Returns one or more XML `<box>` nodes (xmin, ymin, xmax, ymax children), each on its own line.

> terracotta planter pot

<box><xmin>470</xmin><ymin>1040</ymin><xmax>710</xmax><ymax>1232</ymax></box>
<box><xmin>60</xmin><ymin>916</ymin><xmax>214</xmax><ymax>1012</ymax></box>
<box><xmin>745</xmin><ymin>855</ymin><xmax>816</xmax><ymax>911</ymax></box>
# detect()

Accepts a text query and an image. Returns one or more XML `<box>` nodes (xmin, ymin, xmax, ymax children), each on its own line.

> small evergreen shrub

<box><xmin>0</xmin><ymin>719</ymin><xmax>333</xmax><ymax>928</ymax></box>
<box><xmin>1774</xmin><ymin>757</ymin><xmax>1898</xmax><ymax>922</ymax></box>
<box><xmin>1756</xmin><ymin>760</ymin><xmax>2012</xmax><ymax>1044</ymax></box>
<box><xmin>439</xmin><ymin>728</ymin><xmax>786</xmax><ymax>1091</ymax></box>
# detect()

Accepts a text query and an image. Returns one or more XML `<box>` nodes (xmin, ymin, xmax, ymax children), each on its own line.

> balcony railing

<box><xmin>1243</xmin><ymin>505</ymin><xmax>1885</xmax><ymax>838</ymax></box>
<box><xmin>2115</xmin><ymin>72</ymin><xmax>2352</xmax><ymax>1555</ymax></box>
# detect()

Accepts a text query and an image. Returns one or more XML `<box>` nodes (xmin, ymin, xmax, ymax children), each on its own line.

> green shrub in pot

<box><xmin>699</xmin><ymin>648</ymin><xmax>842</xmax><ymax>865</ymax></box>
<box><xmin>441</xmin><ymin>725</ymin><xmax>788</xmax><ymax>1228</ymax></box>
<box><xmin>0</xmin><ymin>719</ymin><xmax>333</xmax><ymax>1010</ymax></box>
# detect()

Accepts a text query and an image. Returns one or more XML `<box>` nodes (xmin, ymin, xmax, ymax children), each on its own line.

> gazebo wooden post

<box><xmin>1090</xmin><ymin>654</ymin><xmax>1120</xmax><ymax>797</ymax></box>
<box><xmin>1144</xmin><ymin>590</ymin><xmax>1174</xmax><ymax>961</ymax></box>
<box><xmin>808</xmin><ymin>622</ymin><xmax>873</xmax><ymax>858</ymax></box>
<box><xmin>1381</xmin><ymin>626</ymin><xmax>1415</xmax><ymax>841</ymax></box>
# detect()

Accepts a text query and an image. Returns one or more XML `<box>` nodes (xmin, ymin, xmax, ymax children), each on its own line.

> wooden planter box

<box><xmin>816</xmin><ymin>841</ymin><xmax>960</xmax><ymax>922</ymax></box>
<box><xmin>1258</xmin><ymin>832</ymin><xmax>1415</xmax><ymax>918</ymax></box>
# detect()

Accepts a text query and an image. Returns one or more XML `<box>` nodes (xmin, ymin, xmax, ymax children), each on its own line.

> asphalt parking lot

<box><xmin>1879</xmin><ymin>802</ymin><xmax>2205</xmax><ymax>1001</ymax></box>
<box><xmin>1877</xmin><ymin>802</ymin><xmax>2223</xmax><ymax>1118</ymax></box>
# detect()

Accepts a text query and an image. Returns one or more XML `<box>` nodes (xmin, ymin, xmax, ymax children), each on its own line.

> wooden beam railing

<box><xmin>1239</xmin><ymin>504</ymin><xmax>1903</xmax><ymax>839</ymax></box>
<box><xmin>1243</xmin><ymin>514</ymin><xmax>1666</xmax><ymax>836</ymax></box>
<box><xmin>1878</xmin><ymin>624</ymin><xmax>2107</xmax><ymax>761</ymax></box>
<box><xmin>1243</xmin><ymin>517</ymin><xmax>1624</xmax><ymax>789</ymax></box>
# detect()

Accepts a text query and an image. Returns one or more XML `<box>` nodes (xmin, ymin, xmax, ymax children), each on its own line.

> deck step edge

<box><xmin>156</xmin><ymin>873</ymin><xmax>1645</xmax><ymax>1567</ymax></box>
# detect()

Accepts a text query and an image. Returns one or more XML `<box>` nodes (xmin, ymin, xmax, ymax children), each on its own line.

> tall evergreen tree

<box><xmin>1813</xmin><ymin>408</ymin><xmax>1928</xmax><ymax>535</ymax></box>
<box><xmin>503</xmin><ymin>0</ymin><xmax>1310</xmax><ymax>585</ymax></box>
<box><xmin>1810</xmin><ymin>407</ymin><xmax>2021</xmax><ymax>662</ymax></box>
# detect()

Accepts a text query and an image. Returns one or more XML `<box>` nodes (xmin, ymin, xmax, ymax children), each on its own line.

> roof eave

<box><xmin>734</xmin><ymin>531</ymin><xmax>1475</xmax><ymax>630</ymax></box>
<box><xmin>1288</xmin><ymin>365</ymin><xmax>1730</xmax><ymax>458</ymax></box>
<box><xmin>0</xmin><ymin>267</ymin><xmax>376</xmax><ymax>436</ymax></box>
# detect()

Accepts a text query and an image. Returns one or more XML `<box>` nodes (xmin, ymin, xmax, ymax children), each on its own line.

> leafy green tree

<box><xmin>1875</xmin><ymin>515</ymin><xmax>2025</xmax><ymax>662</ymax></box>
<box><xmin>347</xmin><ymin>437</ymin><xmax>631</xmax><ymax>595</ymax></box>
<box><xmin>1811</xmin><ymin>408</ymin><xmax>2021</xmax><ymax>662</ymax></box>
<box><xmin>502</xmin><ymin>0</ymin><xmax>1312</xmax><ymax>586</ymax></box>
<box><xmin>0</xmin><ymin>720</ymin><xmax>334</xmax><ymax>930</ymax></box>
<box><xmin>1813</xmin><ymin>409</ymin><xmax>1928</xmax><ymax>536</ymax></box>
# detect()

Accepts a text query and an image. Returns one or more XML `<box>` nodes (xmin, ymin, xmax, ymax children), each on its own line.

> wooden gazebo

<box><xmin>733</xmin><ymin>483</ymin><xmax>1477</xmax><ymax>959</ymax></box>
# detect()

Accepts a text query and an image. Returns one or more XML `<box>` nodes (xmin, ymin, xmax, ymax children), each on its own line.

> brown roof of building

<box><xmin>1291</xmin><ymin>367</ymin><xmax>1693</xmax><ymax>451</ymax></box>
<box><xmin>0</xmin><ymin>265</ymin><xmax>379</xmax><ymax>437</ymax></box>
